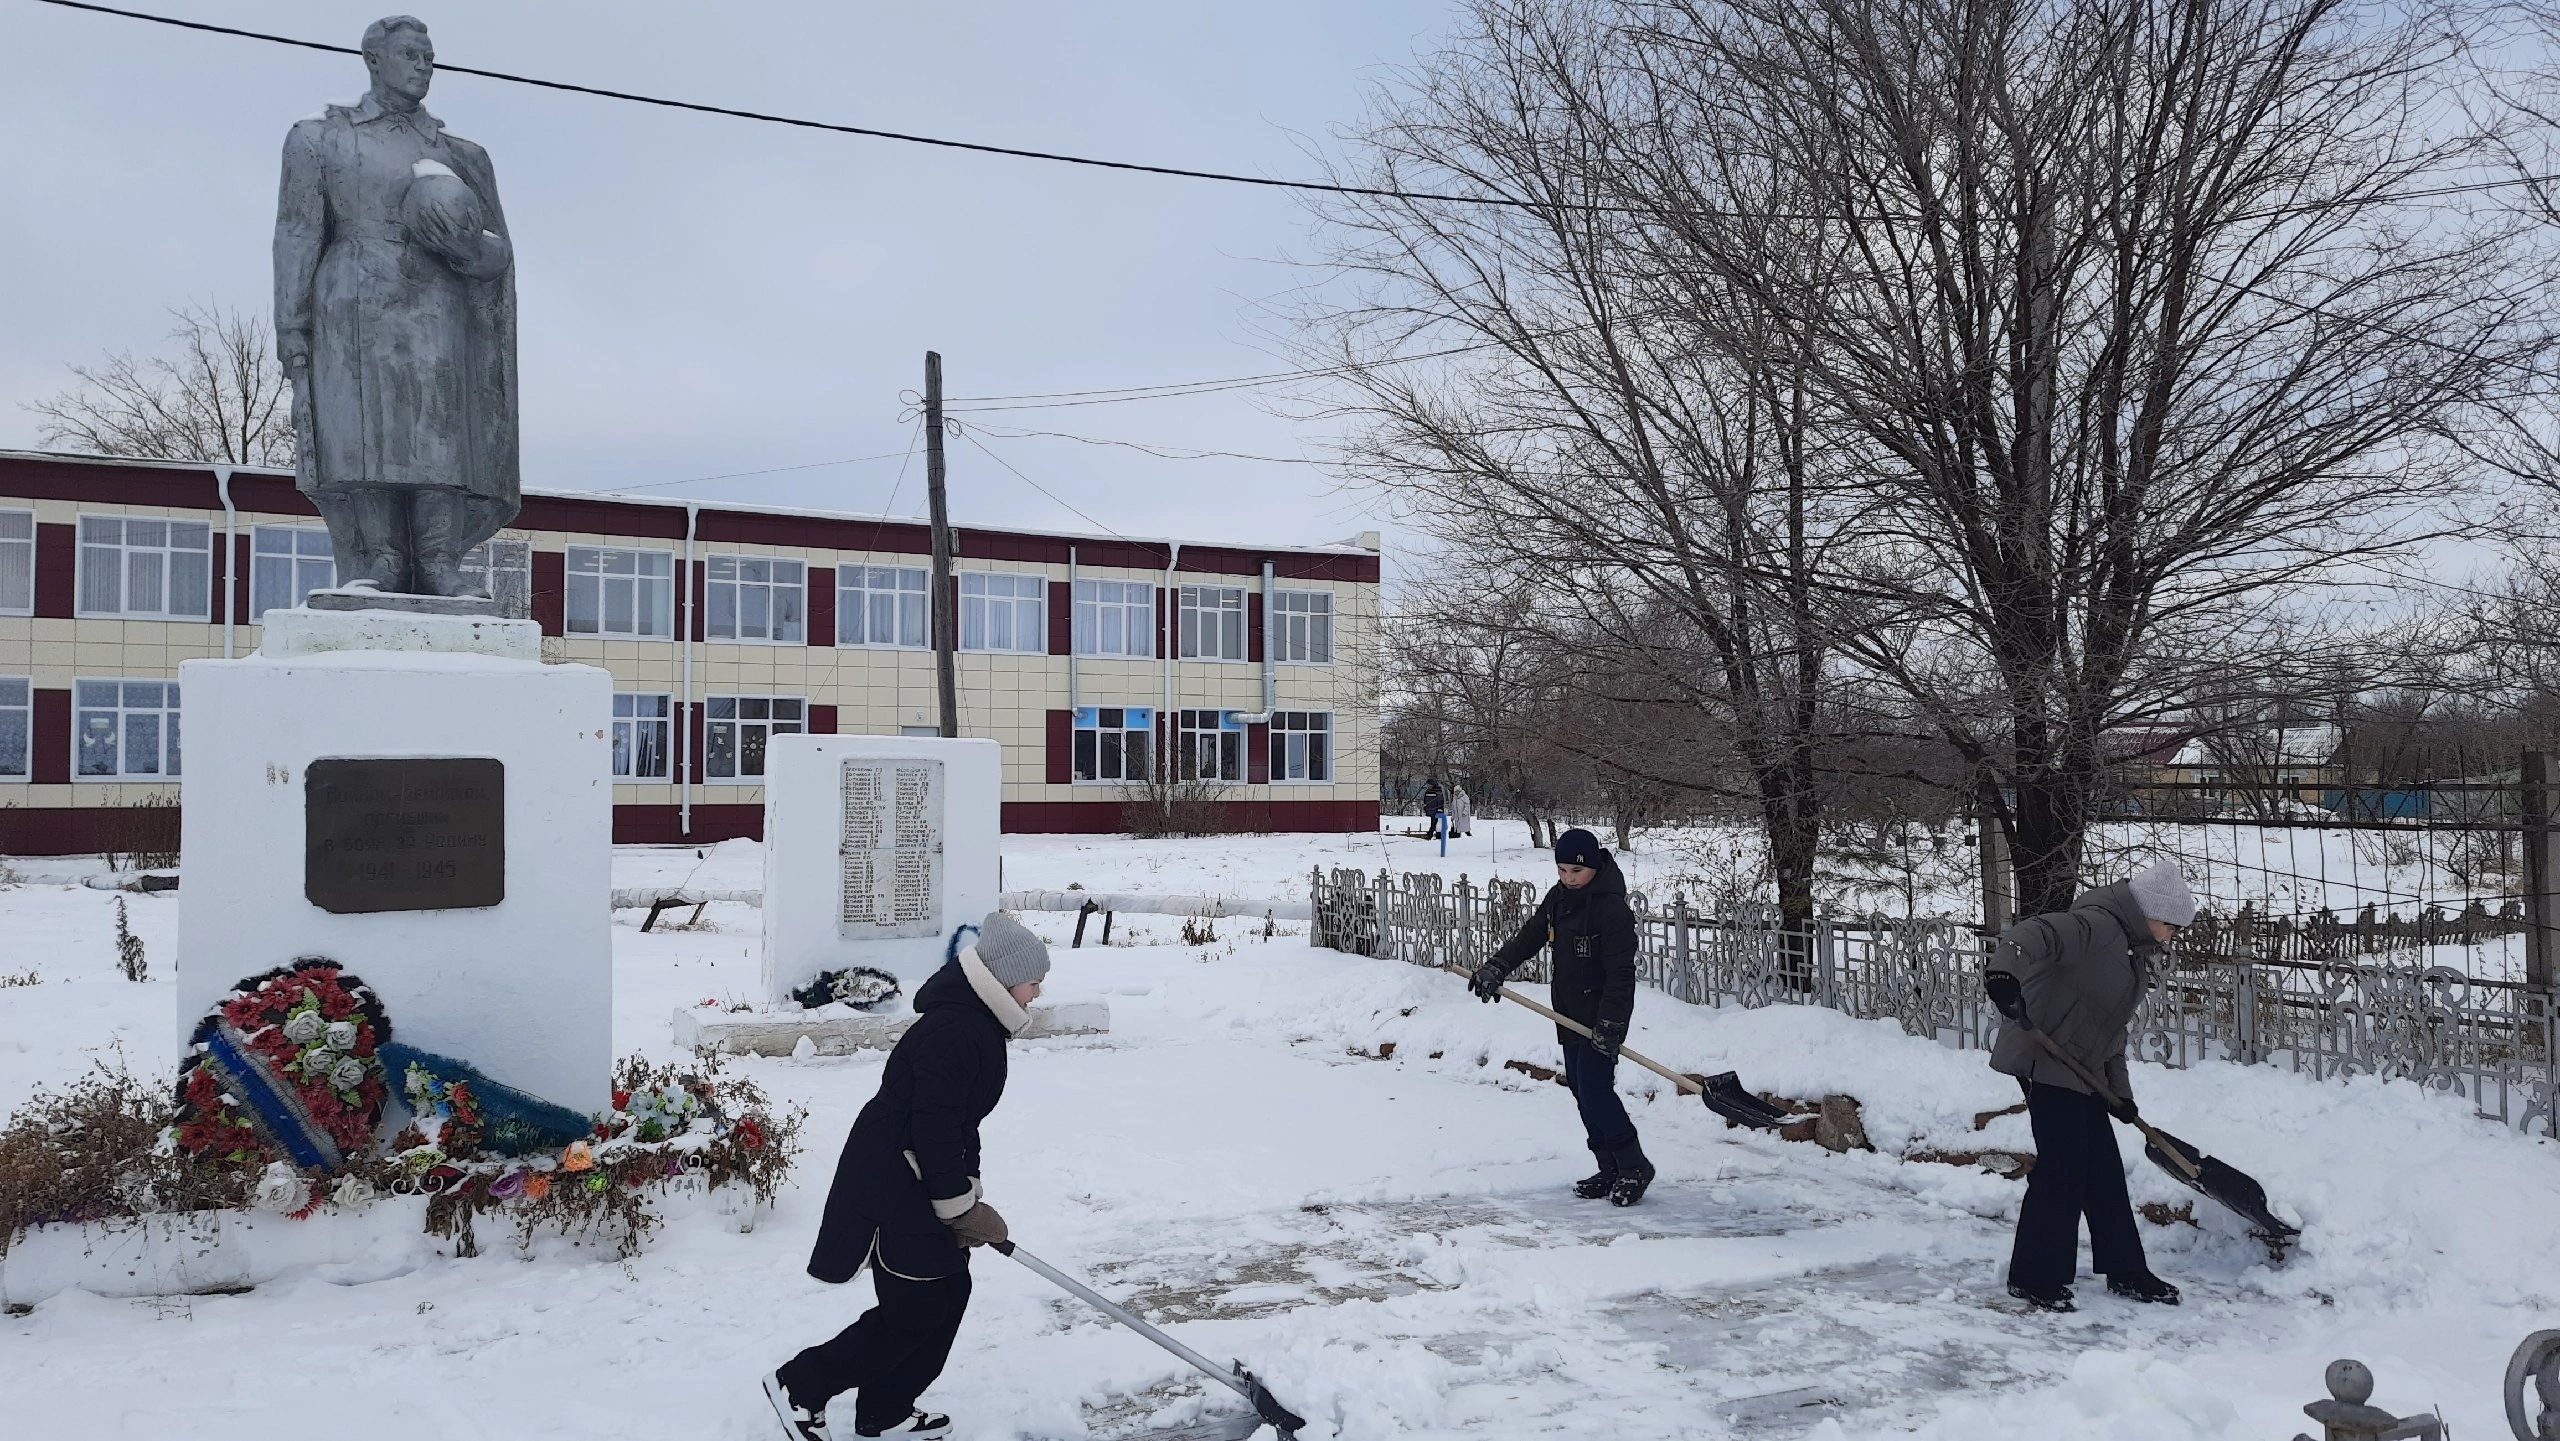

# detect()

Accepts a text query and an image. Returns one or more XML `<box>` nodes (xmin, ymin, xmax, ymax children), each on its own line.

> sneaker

<box><xmin>2105</xmin><ymin>1272</ymin><xmax>2181</xmax><ymax>1305</ymax></box>
<box><xmin>855</xmin><ymin>1411</ymin><xmax>952</xmax><ymax>1439</ymax></box>
<box><xmin>2007</xmin><ymin>1283</ymin><xmax>2076</xmax><ymax>1313</ymax></box>
<box><xmin>762</xmin><ymin>1371</ymin><xmax>832</xmax><ymax>1441</ymax></box>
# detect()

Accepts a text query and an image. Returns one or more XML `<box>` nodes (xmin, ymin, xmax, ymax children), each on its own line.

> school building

<box><xmin>0</xmin><ymin>450</ymin><xmax>1382</xmax><ymax>854</ymax></box>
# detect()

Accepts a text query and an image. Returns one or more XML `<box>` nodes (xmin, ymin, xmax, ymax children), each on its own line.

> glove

<box><xmin>2107</xmin><ymin>1096</ymin><xmax>2140</xmax><ymax>1125</ymax></box>
<box><xmin>1468</xmin><ymin>961</ymin><xmax>1508</xmax><ymax>1002</ymax></box>
<box><xmin>945</xmin><ymin>1201</ymin><xmax>1009</xmax><ymax>1248</ymax></box>
<box><xmin>1984</xmin><ymin>971</ymin><xmax>2026</xmax><ymax>1024</ymax></box>
<box><xmin>1589</xmin><ymin>1018</ymin><xmax>1626</xmax><ymax>1061</ymax></box>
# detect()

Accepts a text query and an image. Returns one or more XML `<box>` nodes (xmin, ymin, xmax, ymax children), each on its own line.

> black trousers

<box><xmin>1562</xmin><ymin>1039</ymin><xmax>1639</xmax><ymax>1153</ymax></box>
<box><xmin>2008</xmin><ymin>1081</ymin><xmax>2147</xmax><ymax>1292</ymax></box>
<box><xmin>780</xmin><ymin>1253</ymin><xmax>973</xmax><ymax>1432</ymax></box>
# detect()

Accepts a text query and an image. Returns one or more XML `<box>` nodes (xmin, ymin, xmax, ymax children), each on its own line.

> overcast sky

<box><xmin>0</xmin><ymin>0</ymin><xmax>1459</xmax><ymax>550</ymax></box>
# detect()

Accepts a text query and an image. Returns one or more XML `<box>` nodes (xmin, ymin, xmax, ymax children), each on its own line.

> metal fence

<box><xmin>1311</xmin><ymin>866</ymin><xmax>2560</xmax><ymax>1138</ymax></box>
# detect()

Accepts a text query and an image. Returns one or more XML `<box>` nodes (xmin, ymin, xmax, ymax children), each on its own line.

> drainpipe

<box><xmin>1160</xmin><ymin>541</ymin><xmax>1181</xmax><ymax>798</ymax></box>
<box><xmin>680</xmin><ymin>502</ymin><xmax>699</xmax><ymax>841</ymax></box>
<box><xmin>1231</xmin><ymin>559</ymin><xmax>1276</xmax><ymax>725</ymax></box>
<box><xmin>214</xmin><ymin>466</ymin><xmax>237</xmax><ymax>658</ymax></box>
<box><xmin>1067</xmin><ymin>545</ymin><xmax>1079</xmax><ymax>711</ymax></box>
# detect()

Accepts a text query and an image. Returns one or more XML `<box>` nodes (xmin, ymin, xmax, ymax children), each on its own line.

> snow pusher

<box><xmin>2018</xmin><ymin>1025</ymin><xmax>2301</xmax><ymax>1258</ymax></box>
<box><xmin>1443</xmin><ymin>966</ymin><xmax>1794</xmax><ymax>1130</ymax></box>
<box><xmin>994</xmin><ymin>1241</ymin><xmax>1309</xmax><ymax>1440</ymax></box>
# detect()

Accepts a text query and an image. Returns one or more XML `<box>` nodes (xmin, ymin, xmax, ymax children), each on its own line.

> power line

<box><xmin>965</xmin><ymin>420</ymin><xmax>1322</xmax><ymax>465</ymax></box>
<box><xmin>950</xmin><ymin>426</ymin><xmax>1128</xmax><ymax>539</ymax></box>
<box><xmin>597</xmin><ymin>448</ymin><xmax>917</xmax><ymax>494</ymax></box>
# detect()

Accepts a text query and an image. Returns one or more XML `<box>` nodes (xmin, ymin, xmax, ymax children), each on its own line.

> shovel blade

<box><xmin>2142</xmin><ymin>1132</ymin><xmax>2300</xmax><ymax>1246</ymax></box>
<box><xmin>1236</xmin><ymin>1365</ymin><xmax>1306</xmax><ymax>1438</ymax></box>
<box><xmin>1696</xmin><ymin>1071</ymin><xmax>1793</xmax><ymax>1130</ymax></box>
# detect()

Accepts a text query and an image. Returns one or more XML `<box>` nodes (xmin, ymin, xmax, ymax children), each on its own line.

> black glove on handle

<box><xmin>1590</xmin><ymin>1018</ymin><xmax>1627</xmax><ymax>1061</ymax></box>
<box><xmin>1468</xmin><ymin>961</ymin><xmax>1508</xmax><ymax>1002</ymax></box>
<box><xmin>1985</xmin><ymin>971</ymin><xmax>2026</xmax><ymax>1024</ymax></box>
<box><xmin>2108</xmin><ymin>1096</ymin><xmax>2140</xmax><ymax>1125</ymax></box>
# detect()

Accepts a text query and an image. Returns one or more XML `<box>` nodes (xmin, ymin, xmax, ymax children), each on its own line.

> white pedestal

<box><xmin>671</xmin><ymin>1000</ymin><xmax>1110</xmax><ymax>1057</ymax></box>
<box><xmin>176</xmin><ymin>628</ymin><xmax>614</xmax><ymax>1114</ymax></box>
<box><xmin>761</xmin><ymin>734</ymin><xmax>1003</xmax><ymax>1005</ymax></box>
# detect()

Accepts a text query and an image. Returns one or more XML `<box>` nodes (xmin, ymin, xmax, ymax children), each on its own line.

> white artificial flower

<box><xmin>282</xmin><ymin>1011</ymin><xmax>325</xmax><ymax>1044</ymax></box>
<box><xmin>331</xmin><ymin>1174</ymin><xmax>377</xmax><ymax>1209</ymax></box>
<box><xmin>251</xmin><ymin>1161</ymin><xmax>308</xmax><ymax>1213</ymax></box>
<box><xmin>325</xmin><ymin>1020</ymin><xmax>359</xmax><ymax>1051</ymax></box>
<box><xmin>330</xmin><ymin>1056</ymin><xmax>367</xmax><ymax>1090</ymax></box>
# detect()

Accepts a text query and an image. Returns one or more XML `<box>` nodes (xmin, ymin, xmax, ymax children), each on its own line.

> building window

<box><xmin>1271</xmin><ymin>711</ymin><xmax>1333</xmax><ymax>782</ymax></box>
<box><xmin>1073</xmin><ymin>578</ymin><xmax>1153</xmax><ymax>657</ymax></box>
<box><xmin>1072</xmin><ymin>706</ymin><xmax>1155</xmax><ymax>783</ymax></box>
<box><xmin>612</xmin><ymin>692</ymin><xmax>672</xmax><ymax>779</ymax></box>
<box><xmin>462</xmin><ymin>538</ymin><xmax>533</xmax><ymax>619</ymax></box>
<box><xmin>706</xmin><ymin>555</ymin><xmax>806</xmax><ymax>643</ymax></box>
<box><xmin>0</xmin><ymin>511</ymin><xmax>32</xmax><ymax>616</ymax></box>
<box><xmin>78</xmin><ymin>516</ymin><xmax>211</xmax><ymax>620</ymax></box>
<box><xmin>1175</xmin><ymin>708</ymin><xmax>1242</xmax><ymax>783</ymax></box>
<box><xmin>251</xmin><ymin>524</ymin><xmax>336</xmax><ymax>620</ymax></box>
<box><xmin>1178</xmin><ymin>585</ymin><xmax>1246</xmax><ymax>661</ymax></box>
<box><xmin>1272</xmin><ymin>590</ymin><xmax>1335</xmax><ymax>664</ymax></box>
<box><xmin>705</xmin><ymin>696</ymin><xmax>802</xmax><ymax>782</ymax></box>
<box><xmin>76</xmin><ymin>678</ymin><xmax>181</xmax><ymax>778</ymax></box>
<box><xmin>960</xmin><ymin>571</ymin><xmax>1045</xmax><ymax>653</ymax></box>
<box><xmin>837</xmin><ymin>564</ymin><xmax>929</xmax><ymax>647</ymax></box>
<box><xmin>0</xmin><ymin>677</ymin><xmax>28</xmax><ymax>778</ymax></box>
<box><xmin>565</xmin><ymin>546</ymin><xmax>675</xmax><ymax>638</ymax></box>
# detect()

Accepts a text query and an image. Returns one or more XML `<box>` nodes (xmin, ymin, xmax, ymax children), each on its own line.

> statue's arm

<box><xmin>447</xmin><ymin>141</ymin><xmax>513</xmax><ymax>281</ymax></box>
<box><xmin>273</xmin><ymin>121</ymin><xmax>327</xmax><ymax>370</ymax></box>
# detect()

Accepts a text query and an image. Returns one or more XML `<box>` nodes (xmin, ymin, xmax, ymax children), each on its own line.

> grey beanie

<box><xmin>2127</xmin><ymin>859</ymin><xmax>2198</xmax><ymax>928</ymax></box>
<box><xmin>973</xmin><ymin>910</ymin><xmax>1051</xmax><ymax>988</ymax></box>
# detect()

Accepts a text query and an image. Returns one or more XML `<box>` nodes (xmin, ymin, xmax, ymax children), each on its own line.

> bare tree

<box><xmin>27</xmin><ymin>303</ymin><xmax>294</xmax><ymax>466</ymax></box>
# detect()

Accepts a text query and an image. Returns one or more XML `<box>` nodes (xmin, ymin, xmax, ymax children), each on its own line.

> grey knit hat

<box><xmin>2127</xmin><ymin>859</ymin><xmax>2198</xmax><ymax>927</ymax></box>
<box><xmin>973</xmin><ymin>910</ymin><xmax>1051</xmax><ymax>988</ymax></box>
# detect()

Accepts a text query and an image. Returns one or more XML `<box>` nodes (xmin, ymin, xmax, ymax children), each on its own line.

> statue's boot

<box><xmin>316</xmin><ymin>486</ymin><xmax>408</xmax><ymax>592</ymax></box>
<box><xmin>412</xmin><ymin>490</ymin><xmax>490</xmax><ymax>599</ymax></box>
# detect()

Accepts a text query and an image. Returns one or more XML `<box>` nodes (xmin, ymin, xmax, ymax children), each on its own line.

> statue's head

<box><xmin>361</xmin><ymin>16</ymin><xmax>434</xmax><ymax>107</ymax></box>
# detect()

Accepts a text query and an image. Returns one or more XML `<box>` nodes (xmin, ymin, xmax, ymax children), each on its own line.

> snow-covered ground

<box><xmin>3</xmin><ymin>833</ymin><xmax>2555</xmax><ymax>1439</ymax></box>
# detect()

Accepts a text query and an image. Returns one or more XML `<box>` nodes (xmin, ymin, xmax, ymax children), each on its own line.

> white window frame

<box><xmin>1175</xmin><ymin>708</ymin><xmax>1242</xmax><ymax>783</ymax></box>
<box><xmin>705</xmin><ymin>554</ymin><xmax>806</xmax><ymax>644</ymax></box>
<box><xmin>1270</xmin><ymin>710</ymin><xmax>1333</xmax><ymax>783</ymax></box>
<box><xmin>0</xmin><ymin>676</ymin><xmax>29</xmax><ymax>780</ymax></box>
<box><xmin>250</xmin><ymin>523</ymin><xmax>337</xmax><ymax>621</ymax></box>
<box><xmin>462</xmin><ymin>538</ymin><xmax>534</xmax><ymax>620</ymax></box>
<box><xmin>565</xmin><ymin>546</ymin><xmax>676</xmax><ymax>639</ymax></box>
<box><xmin>74</xmin><ymin>676</ymin><xmax>181</xmax><ymax>780</ymax></box>
<box><xmin>703</xmin><ymin>695</ymin><xmax>804</xmax><ymax>783</ymax></box>
<box><xmin>0</xmin><ymin>510</ymin><xmax>33</xmax><ymax>617</ymax></box>
<box><xmin>77</xmin><ymin>515</ymin><xmax>212</xmax><ymax>620</ymax></box>
<box><xmin>959</xmin><ymin>570</ymin><xmax>1046</xmax><ymax>654</ymax></box>
<box><xmin>1271</xmin><ymin>589</ymin><xmax>1335</xmax><ymax>665</ymax></box>
<box><xmin>1071</xmin><ymin>705</ymin><xmax>1156</xmax><ymax>784</ymax></box>
<box><xmin>611</xmin><ymin>692</ymin><xmax>672</xmax><ymax>780</ymax></box>
<box><xmin>1178</xmin><ymin>584</ymin><xmax>1247</xmax><ymax>661</ymax></box>
<box><xmin>837</xmin><ymin>564</ymin><xmax>931</xmax><ymax>648</ymax></box>
<box><xmin>1073</xmin><ymin>578</ymin><xmax>1154</xmax><ymax>658</ymax></box>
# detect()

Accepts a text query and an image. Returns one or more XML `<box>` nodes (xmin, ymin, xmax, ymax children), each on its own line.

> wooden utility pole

<box><xmin>925</xmin><ymin>351</ymin><xmax>958</xmax><ymax>738</ymax></box>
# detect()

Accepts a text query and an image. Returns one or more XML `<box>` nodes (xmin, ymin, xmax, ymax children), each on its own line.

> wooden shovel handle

<box><xmin>1444</xmin><ymin>966</ymin><xmax>1703</xmax><ymax>1097</ymax></box>
<box><xmin>2019</xmin><ymin>1026</ymin><xmax>2202</xmax><ymax>1179</ymax></box>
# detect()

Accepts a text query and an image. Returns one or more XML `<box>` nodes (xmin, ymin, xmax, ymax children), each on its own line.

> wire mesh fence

<box><xmin>1311</xmin><ymin>866</ymin><xmax>2560</xmax><ymax>1138</ymax></box>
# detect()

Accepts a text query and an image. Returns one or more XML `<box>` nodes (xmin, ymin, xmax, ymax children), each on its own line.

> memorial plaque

<box><xmin>305</xmin><ymin>758</ymin><xmax>506</xmax><ymax>914</ymax></box>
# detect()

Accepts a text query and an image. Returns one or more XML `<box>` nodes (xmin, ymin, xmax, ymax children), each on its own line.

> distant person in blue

<box><xmin>1468</xmin><ymin>828</ymin><xmax>1652</xmax><ymax>1204</ymax></box>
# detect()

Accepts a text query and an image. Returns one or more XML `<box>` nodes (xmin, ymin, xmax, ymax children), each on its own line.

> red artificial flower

<box><xmin>611</xmin><ymin>1090</ymin><xmax>633</xmax><ymax>1111</ymax></box>
<box><xmin>736</xmin><ymin>1116</ymin><xmax>766</xmax><ymax>1149</ymax></box>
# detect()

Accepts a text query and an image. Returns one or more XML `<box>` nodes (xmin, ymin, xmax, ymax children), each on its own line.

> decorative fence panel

<box><xmin>1311</xmin><ymin>867</ymin><xmax>2559</xmax><ymax>1138</ymax></box>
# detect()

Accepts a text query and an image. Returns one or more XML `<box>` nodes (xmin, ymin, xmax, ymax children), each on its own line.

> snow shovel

<box><xmin>1443</xmin><ymin>967</ymin><xmax>1793</xmax><ymax>1130</ymax></box>
<box><xmin>2016</xmin><ymin>1025</ymin><xmax>2301</xmax><ymax>1254</ymax></box>
<box><xmin>993</xmin><ymin>1241</ymin><xmax>1308</xmax><ymax>1439</ymax></box>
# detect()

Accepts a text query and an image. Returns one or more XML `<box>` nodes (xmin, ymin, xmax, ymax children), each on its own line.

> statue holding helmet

<box><xmin>274</xmin><ymin>14</ymin><xmax>518</xmax><ymax>603</ymax></box>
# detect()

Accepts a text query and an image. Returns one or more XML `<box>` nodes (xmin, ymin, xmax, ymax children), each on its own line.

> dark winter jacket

<box><xmin>807</xmin><ymin>958</ymin><xmax>1013</xmax><ymax>1284</ymax></box>
<box><xmin>1986</xmin><ymin>882</ymin><xmax>2157</xmax><ymax>1099</ymax></box>
<box><xmin>1484</xmin><ymin>850</ymin><xmax>1639</xmax><ymax>1046</ymax></box>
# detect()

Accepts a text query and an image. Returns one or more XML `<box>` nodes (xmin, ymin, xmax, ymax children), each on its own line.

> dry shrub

<box><xmin>100</xmin><ymin>792</ymin><xmax>181</xmax><ymax>873</ymax></box>
<box><xmin>0</xmin><ymin>1058</ymin><xmax>249</xmax><ymax>1256</ymax></box>
<box><xmin>1121</xmin><ymin>777</ymin><xmax>1244</xmax><ymax>838</ymax></box>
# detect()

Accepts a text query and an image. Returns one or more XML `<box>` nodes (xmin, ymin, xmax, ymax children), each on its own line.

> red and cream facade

<box><xmin>0</xmin><ymin>450</ymin><xmax>1381</xmax><ymax>854</ymax></box>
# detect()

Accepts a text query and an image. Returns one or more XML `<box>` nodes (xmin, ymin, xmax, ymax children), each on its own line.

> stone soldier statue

<box><xmin>275</xmin><ymin>15</ymin><xmax>518</xmax><ymax>602</ymax></box>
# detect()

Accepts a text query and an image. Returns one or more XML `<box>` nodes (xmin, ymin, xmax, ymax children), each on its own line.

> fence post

<box><xmin>2526</xmin><ymin>751</ymin><xmax>2559</xmax><ymax>1002</ymax></box>
<box><xmin>1978</xmin><ymin>810</ymin><xmax>2015</xmax><ymax>935</ymax></box>
<box><xmin>1675</xmin><ymin>895</ymin><xmax>1694</xmax><ymax>1004</ymax></box>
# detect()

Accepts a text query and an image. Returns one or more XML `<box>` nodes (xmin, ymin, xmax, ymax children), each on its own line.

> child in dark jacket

<box><xmin>764</xmin><ymin>911</ymin><xmax>1051</xmax><ymax>1441</ymax></box>
<box><xmin>1469</xmin><ymin>828</ymin><xmax>1653</xmax><ymax>1205</ymax></box>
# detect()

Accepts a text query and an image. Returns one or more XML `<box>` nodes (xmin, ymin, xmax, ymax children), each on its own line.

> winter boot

<box><xmin>855</xmin><ymin>1411</ymin><xmax>952</xmax><ymax>1439</ymax></box>
<box><xmin>1573</xmin><ymin>1146</ymin><xmax>1619</xmax><ymax>1200</ymax></box>
<box><xmin>2006</xmin><ymin>1282</ymin><xmax>2076</xmax><ymax>1313</ymax></box>
<box><xmin>2105</xmin><ymin>1271</ymin><xmax>2181</xmax><ymax>1305</ymax></box>
<box><xmin>1606</xmin><ymin>1144</ymin><xmax>1656</xmax><ymax>1207</ymax></box>
<box><xmin>762</xmin><ymin>1371</ymin><xmax>832</xmax><ymax>1441</ymax></box>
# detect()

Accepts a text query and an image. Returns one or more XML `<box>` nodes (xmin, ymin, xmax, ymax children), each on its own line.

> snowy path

<box><xmin>4</xmin><ymin>859</ymin><xmax>2557</xmax><ymax>1437</ymax></box>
